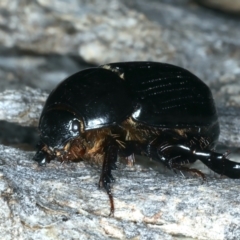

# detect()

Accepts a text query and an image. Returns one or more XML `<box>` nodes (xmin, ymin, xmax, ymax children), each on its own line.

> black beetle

<box><xmin>34</xmin><ymin>61</ymin><xmax>240</xmax><ymax>215</ymax></box>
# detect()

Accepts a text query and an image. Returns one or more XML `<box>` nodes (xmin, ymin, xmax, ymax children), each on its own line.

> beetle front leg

<box><xmin>33</xmin><ymin>142</ymin><xmax>48</xmax><ymax>166</ymax></box>
<box><xmin>99</xmin><ymin>138</ymin><xmax>118</xmax><ymax>216</ymax></box>
<box><xmin>33</xmin><ymin>141</ymin><xmax>56</xmax><ymax>166</ymax></box>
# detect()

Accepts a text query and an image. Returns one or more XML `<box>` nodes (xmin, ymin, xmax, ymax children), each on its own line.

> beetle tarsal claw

<box><xmin>35</xmin><ymin>157</ymin><xmax>47</xmax><ymax>166</ymax></box>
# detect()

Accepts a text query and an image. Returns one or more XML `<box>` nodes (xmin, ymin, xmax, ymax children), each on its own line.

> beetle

<box><xmin>33</xmin><ymin>61</ymin><xmax>240</xmax><ymax>215</ymax></box>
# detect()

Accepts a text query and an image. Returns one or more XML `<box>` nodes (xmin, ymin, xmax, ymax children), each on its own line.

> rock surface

<box><xmin>0</xmin><ymin>88</ymin><xmax>47</xmax><ymax>127</ymax></box>
<box><xmin>194</xmin><ymin>0</ymin><xmax>240</xmax><ymax>14</ymax></box>
<box><xmin>0</xmin><ymin>144</ymin><xmax>240</xmax><ymax>240</ymax></box>
<box><xmin>0</xmin><ymin>0</ymin><xmax>240</xmax><ymax>239</ymax></box>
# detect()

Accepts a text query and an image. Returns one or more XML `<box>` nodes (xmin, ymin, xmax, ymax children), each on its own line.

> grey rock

<box><xmin>194</xmin><ymin>0</ymin><xmax>240</xmax><ymax>14</ymax></box>
<box><xmin>218</xmin><ymin>107</ymin><xmax>240</xmax><ymax>147</ymax></box>
<box><xmin>0</xmin><ymin>143</ymin><xmax>240</xmax><ymax>240</ymax></box>
<box><xmin>0</xmin><ymin>87</ymin><xmax>47</xmax><ymax>127</ymax></box>
<box><xmin>0</xmin><ymin>144</ymin><xmax>173</xmax><ymax>240</ymax></box>
<box><xmin>0</xmin><ymin>0</ymin><xmax>173</xmax><ymax>62</ymax></box>
<box><xmin>0</xmin><ymin>51</ymin><xmax>93</xmax><ymax>92</ymax></box>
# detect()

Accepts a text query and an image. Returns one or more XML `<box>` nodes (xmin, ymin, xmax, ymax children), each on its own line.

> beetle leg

<box><xmin>164</xmin><ymin>153</ymin><xmax>205</xmax><ymax>179</ymax></box>
<box><xmin>170</xmin><ymin>164</ymin><xmax>206</xmax><ymax>180</ymax></box>
<box><xmin>99</xmin><ymin>139</ymin><xmax>118</xmax><ymax>216</ymax></box>
<box><xmin>148</xmin><ymin>139</ymin><xmax>240</xmax><ymax>179</ymax></box>
<box><xmin>143</xmin><ymin>135</ymin><xmax>203</xmax><ymax>176</ymax></box>
<box><xmin>119</xmin><ymin>141</ymin><xmax>143</xmax><ymax>156</ymax></box>
<box><xmin>33</xmin><ymin>149</ymin><xmax>47</xmax><ymax>166</ymax></box>
<box><xmin>33</xmin><ymin>142</ymin><xmax>48</xmax><ymax>166</ymax></box>
<box><xmin>33</xmin><ymin>142</ymin><xmax>55</xmax><ymax>166</ymax></box>
<box><xmin>191</xmin><ymin>149</ymin><xmax>240</xmax><ymax>179</ymax></box>
<box><xmin>156</xmin><ymin>143</ymin><xmax>206</xmax><ymax>177</ymax></box>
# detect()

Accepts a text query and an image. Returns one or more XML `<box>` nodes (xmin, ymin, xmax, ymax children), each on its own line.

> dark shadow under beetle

<box><xmin>33</xmin><ymin>61</ymin><xmax>240</xmax><ymax>216</ymax></box>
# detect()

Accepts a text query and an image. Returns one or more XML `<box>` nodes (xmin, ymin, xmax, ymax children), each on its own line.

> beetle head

<box><xmin>39</xmin><ymin>109</ymin><xmax>82</xmax><ymax>158</ymax></box>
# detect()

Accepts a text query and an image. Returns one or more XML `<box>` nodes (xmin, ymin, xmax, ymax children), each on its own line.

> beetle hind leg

<box><xmin>192</xmin><ymin>149</ymin><xmax>240</xmax><ymax>179</ymax></box>
<box><xmin>163</xmin><ymin>153</ymin><xmax>205</xmax><ymax>179</ymax></box>
<box><xmin>170</xmin><ymin>164</ymin><xmax>206</xmax><ymax>180</ymax></box>
<box><xmin>148</xmin><ymin>137</ymin><xmax>240</xmax><ymax>179</ymax></box>
<box><xmin>145</xmin><ymin>135</ymin><xmax>208</xmax><ymax>178</ymax></box>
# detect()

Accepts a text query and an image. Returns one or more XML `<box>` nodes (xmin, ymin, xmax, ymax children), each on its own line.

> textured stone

<box><xmin>0</xmin><ymin>0</ymin><xmax>172</xmax><ymax>62</ymax></box>
<box><xmin>0</xmin><ymin>144</ymin><xmax>240</xmax><ymax>240</ymax></box>
<box><xmin>0</xmin><ymin>87</ymin><xmax>47</xmax><ymax>127</ymax></box>
<box><xmin>218</xmin><ymin>107</ymin><xmax>240</xmax><ymax>148</ymax></box>
<box><xmin>194</xmin><ymin>0</ymin><xmax>240</xmax><ymax>14</ymax></box>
